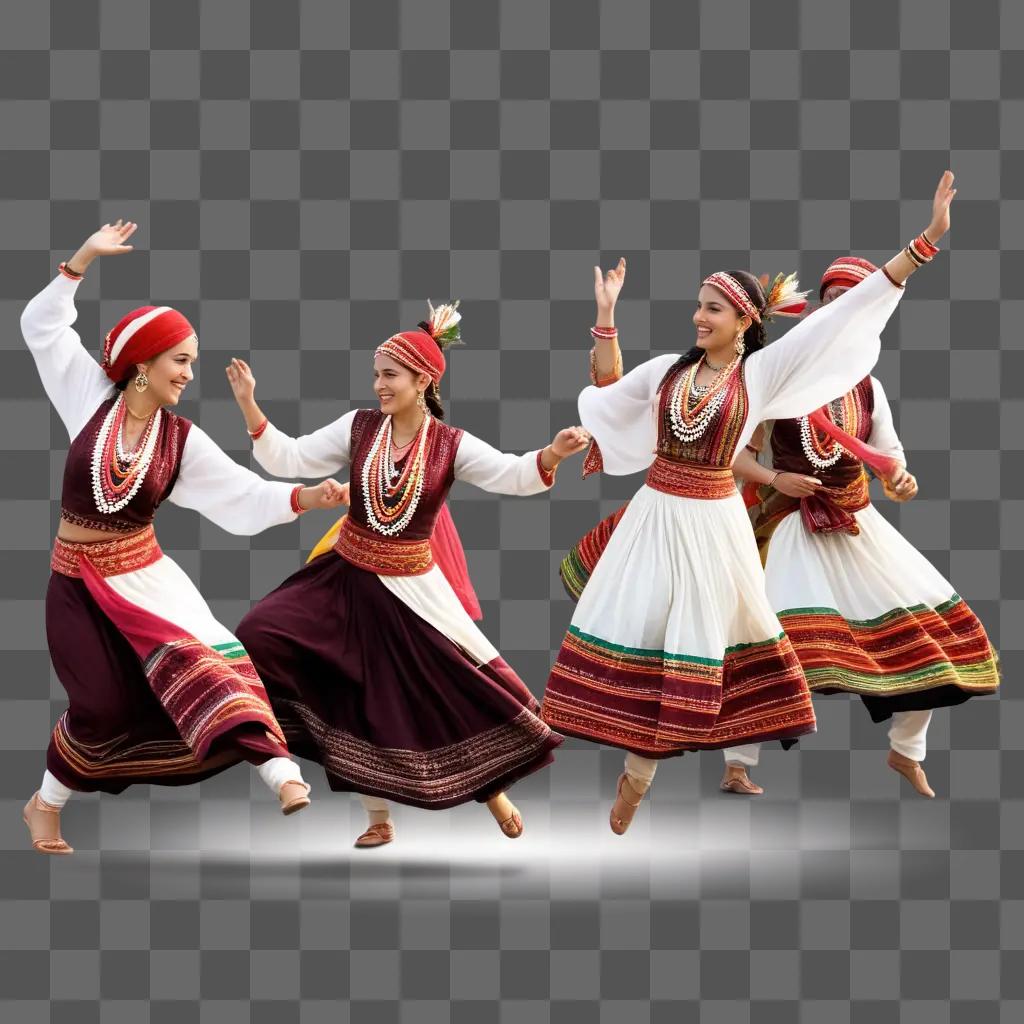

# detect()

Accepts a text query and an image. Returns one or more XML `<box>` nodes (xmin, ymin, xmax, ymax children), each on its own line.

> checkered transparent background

<box><xmin>0</xmin><ymin>1</ymin><xmax>1021</xmax><ymax>1020</ymax></box>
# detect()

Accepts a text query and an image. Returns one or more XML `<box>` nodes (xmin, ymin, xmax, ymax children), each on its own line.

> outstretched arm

<box><xmin>168</xmin><ymin>424</ymin><xmax>347</xmax><ymax>535</ymax></box>
<box><xmin>20</xmin><ymin>221</ymin><xmax>138</xmax><ymax>438</ymax></box>
<box><xmin>226</xmin><ymin>357</ymin><xmax>355</xmax><ymax>477</ymax></box>
<box><xmin>745</xmin><ymin>171</ymin><xmax>957</xmax><ymax>425</ymax></box>
<box><xmin>454</xmin><ymin>427</ymin><xmax>589</xmax><ymax>494</ymax></box>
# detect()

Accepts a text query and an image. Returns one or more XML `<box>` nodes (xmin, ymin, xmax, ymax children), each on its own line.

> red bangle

<box><xmin>58</xmin><ymin>261</ymin><xmax>83</xmax><ymax>280</ymax></box>
<box><xmin>290</xmin><ymin>485</ymin><xmax>306</xmax><ymax>514</ymax></box>
<box><xmin>590</xmin><ymin>326</ymin><xmax>618</xmax><ymax>340</ymax></box>
<box><xmin>536</xmin><ymin>450</ymin><xmax>556</xmax><ymax>487</ymax></box>
<box><xmin>248</xmin><ymin>418</ymin><xmax>269</xmax><ymax>441</ymax></box>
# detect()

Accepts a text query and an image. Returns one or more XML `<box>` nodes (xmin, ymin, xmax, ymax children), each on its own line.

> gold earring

<box><xmin>734</xmin><ymin>333</ymin><xmax>745</xmax><ymax>357</ymax></box>
<box><xmin>134</xmin><ymin>370</ymin><xmax>149</xmax><ymax>393</ymax></box>
<box><xmin>416</xmin><ymin>391</ymin><xmax>427</xmax><ymax>412</ymax></box>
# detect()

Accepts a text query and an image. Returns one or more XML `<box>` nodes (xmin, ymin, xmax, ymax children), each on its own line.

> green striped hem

<box><xmin>805</xmin><ymin>656</ymin><xmax>999</xmax><ymax>695</ymax></box>
<box><xmin>778</xmin><ymin>595</ymin><xmax>962</xmax><ymax>629</ymax></box>
<box><xmin>567</xmin><ymin>625</ymin><xmax>786</xmax><ymax>667</ymax></box>
<box><xmin>559</xmin><ymin>551</ymin><xmax>589</xmax><ymax>603</ymax></box>
<box><xmin>212</xmin><ymin>640</ymin><xmax>247</xmax><ymax>660</ymax></box>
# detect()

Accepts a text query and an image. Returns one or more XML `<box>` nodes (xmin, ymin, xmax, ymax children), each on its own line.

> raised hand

<box><xmin>225</xmin><ymin>358</ymin><xmax>257</xmax><ymax>405</ymax></box>
<box><xmin>550</xmin><ymin>426</ymin><xmax>592</xmax><ymax>459</ymax></box>
<box><xmin>67</xmin><ymin>219</ymin><xmax>138</xmax><ymax>275</ymax></box>
<box><xmin>594</xmin><ymin>258</ymin><xmax>626</xmax><ymax>317</ymax></box>
<box><xmin>927</xmin><ymin>170</ymin><xmax>956</xmax><ymax>244</ymax></box>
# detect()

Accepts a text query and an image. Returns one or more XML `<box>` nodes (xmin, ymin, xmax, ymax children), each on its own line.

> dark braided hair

<box><xmin>659</xmin><ymin>270</ymin><xmax>769</xmax><ymax>390</ymax></box>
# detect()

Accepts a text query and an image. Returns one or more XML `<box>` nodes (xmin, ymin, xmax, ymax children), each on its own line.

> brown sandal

<box><xmin>23</xmin><ymin>793</ymin><xmax>74</xmax><ymax>856</ymax></box>
<box><xmin>497</xmin><ymin>809</ymin><xmax>523</xmax><ymax>839</ymax></box>
<box><xmin>354</xmin><ymin>821</ymin><xmax>395</xmax><ymax>848</ymax></box>
<box><xmin>720</xmin><ymin>766</ymin><xmax>764</xmax><ymax>795</ymax></box>
<box><xmin>278</xmin><ymin>780</ymin><xmax>312</xmax><ymax>816</ymax></box>
<box><xmin>887</xmin><ymin>750</ymin><xmax>935</xmax><ymax>798</ymax></box>
<box><xmin>609</xmin><ymin>773</ymin><xmax>644</xmax><ymax>835</ymax></box>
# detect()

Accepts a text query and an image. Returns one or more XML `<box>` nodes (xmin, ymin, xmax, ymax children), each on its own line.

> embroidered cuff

<box><xmin>589</xmin><ymin>346</ymin><xmax>623</xmax><ymax>387</ymax></box>
<box><xmin>536</xmin><ymin>450</ymin><xmax>557</xmax><ymax>488</ymax></box>
<box><xmin>581</xmin><ymin>438</ymin><xmax>604</xmax><ymax>479</ymax></box>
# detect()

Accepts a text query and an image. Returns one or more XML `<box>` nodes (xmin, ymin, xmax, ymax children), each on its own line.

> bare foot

<box><xmin>719</xmin><ymin>765</ymin><xmax>764</xmax><ymax>795</ymax></box>
<box><xmin>887</xmin><ymin>750</ymin><xmax>935</xmax><ymax>798</ymax></box>
<box><xmin>486</xmin><ymin>792</ymin><xmax>523</xmax><ymax>838</ymax></box>
<box><xmin>22</xmin><ymin>793</ymin><xmax>73</xmax><ymax>855</ymax></box>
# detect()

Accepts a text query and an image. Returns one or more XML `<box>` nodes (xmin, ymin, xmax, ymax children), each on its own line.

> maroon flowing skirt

<box><xmin>46</xmin><ymin>573</ymin><xmax>285</xmax><ymax>794</ymax></box>
<box><xmin>236</xmin><ymin>552</ymin><xmax>562</xmax><ymax>810</ymax></box>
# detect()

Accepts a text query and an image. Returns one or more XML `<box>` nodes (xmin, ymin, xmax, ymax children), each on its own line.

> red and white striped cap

<box><xmin>375</xmin><ymin>330</ymin><xmax>446</xmax><ymax>384</ymax></box>
<box><xmin>102</xmin><ymin>305</ymin><xmax>196</xmax><ymax>382</ymax></box>
<box><xmin>819</xmin><ymin>256</ymin><xmax>877</xmax><ymax>300</ymax></box>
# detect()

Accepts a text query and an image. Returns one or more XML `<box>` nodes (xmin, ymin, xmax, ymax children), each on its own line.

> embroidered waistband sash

<box><xmin>798</xmin><ymin>470</ymin><xmax>871</xmax><ymax>534</ymax></box>
<box><xmin>334</xmin><ymin>516</ymin><xmax>434</xmax><ymax>576</ymax></box>
<box><xmin>754</xmin><ymin>470</ymin><xmax>871</xmax><ymax>548</ymax></box>
<box><xmin>644</xmin><ymin>457</ymin><xmax>737</xmax><ymax>500</ymax></box>
<box><xmin>51</xmin><ymin>526</ymin><xmax>163</xmax><ymax>578</ymax></box>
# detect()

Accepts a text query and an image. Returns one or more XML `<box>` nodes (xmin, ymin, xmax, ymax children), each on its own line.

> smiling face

<box><xmin>138</xmin><ymin>337</ymin><xmax>198</xmax><ymax>407</ymax></box>
<box><xmin>693</xmin><ymin>285</ymin><xmax>751</xmax><ymax>359</ymax></box>
<box><xmin>373</xmin><ymin>353</ymin><xmax>431</xmax><ymax>417</ymax></box>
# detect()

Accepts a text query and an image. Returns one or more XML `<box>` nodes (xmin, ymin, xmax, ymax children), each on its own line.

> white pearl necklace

<box><xmin>114</xmin><ymin>422</ymin><xmax>143</xmax><ymax>464</ymax></box>
<box><xmin>361</xmin><ymin>413</ymin><xmax>431</xmax><ymax>536</ymax></box>
<box><xmin>91</xmin><ymin>395</ymin><xmax>162</xmax><ymax>515</ymax></box>
<box><xmin>799</xmin><ymin>401</ymin><xmax>846</xmax><ymax>469</ymax></box>
<box><xmin>667</xmin><ymin>358</ymin><xmax>735</xmax><ymax>443</ymax></box>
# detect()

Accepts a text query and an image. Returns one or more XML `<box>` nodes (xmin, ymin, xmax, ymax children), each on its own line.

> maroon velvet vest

<box><xmin>769</xmin><ymin>376</ymin><xmax>875</xmax><ymax>483</ymax></box>
<box><xmin>60</xmin><ymin>397</ymin><xmax>192</xmax><ymax>533</ymax></box>
<box><xmin>654</xmin><ymin>362</ymin><xmax>751</xmax><ymax>468</ymax></box>
<box><xmin>755</xmin><ymin>376</ymin><xmax>876</xmax><ymax>537</ymax></box>
<box><xmin>346</xmin><ymin>408</ymin><xmax>464</xmax><ymax>542</ymax></box>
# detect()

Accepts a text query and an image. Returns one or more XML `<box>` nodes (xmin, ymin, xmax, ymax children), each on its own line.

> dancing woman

<box><xmin>541</xmin><ymin>172</ymin><xmax>957</xmax><ymax>831</ymax></box>
<box><xmin>20</xmin><ymin>222</ymin><xmax>345</xmax><ymax>855</ymax></box>
<box><xmin>728</xmin><ymin>253</ymin><xmax>999</xmax><ymax>797</ymax></box>
<box><xmin>227</xmin><ymin>303</ymin><xmax>586</xmax><ymax>847</ymax></box>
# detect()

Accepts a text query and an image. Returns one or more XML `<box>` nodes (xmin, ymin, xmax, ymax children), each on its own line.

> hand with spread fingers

<box><xmin>66</xmin><ymin>219</ymin><xmax>138</xmax><ymax>276</ymax></box>
<box><xmin>594</xmin><ymin>258</ymin><xmax>626</xmax><ymax>318</ymax></box>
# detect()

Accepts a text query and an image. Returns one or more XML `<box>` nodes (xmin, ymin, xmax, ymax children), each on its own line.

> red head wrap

<box><xmin>819</xmin><ymin>257</ymin><xmax>877</xmax><ymax>300</ymax></box>
<box><xmin>375</xmin><ymin>330</ymin><xmax>446</xmax><ymax>384</ymax></box>
<box><xmin>102</xmin><ymin>305</ymin><xmax>196</xmax><ymax>383</ymax></box>
<box><xmin>374</xmin><ymin>300</ymin><xmax>461</xmax><ymax>386</ymax></box>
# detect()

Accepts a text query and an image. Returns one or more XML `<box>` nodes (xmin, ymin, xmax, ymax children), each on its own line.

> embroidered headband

<box><xmin>702</xmin><ymin>272</ymin><xmax>763</xmax><ymax>323</ymax></box>
<box><xmin>702</xmin><ymin>271</ymin><xmax>809</xmax><ymax>324</ymax></box>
